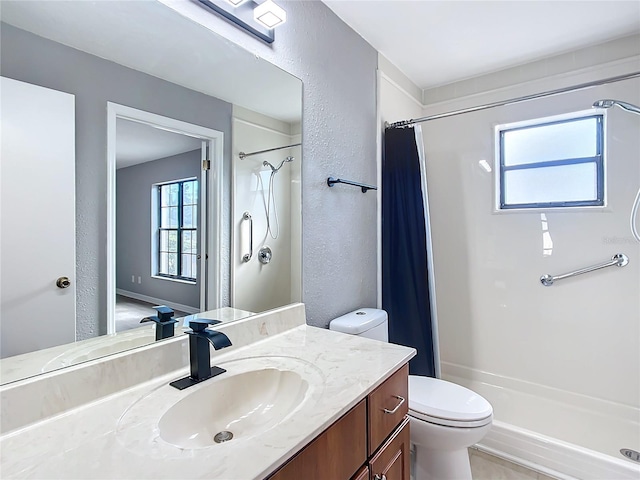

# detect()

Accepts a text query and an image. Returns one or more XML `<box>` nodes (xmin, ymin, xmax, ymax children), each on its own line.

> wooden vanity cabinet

<box><xmin>269</xmin><ymin>363</ymin><xmax>409</xmax><ymax>480</ymax></box>
<box><xmin>268</xmin><ymin>400</ymin><xmax>367</xmax><ymax>480</ymax></box>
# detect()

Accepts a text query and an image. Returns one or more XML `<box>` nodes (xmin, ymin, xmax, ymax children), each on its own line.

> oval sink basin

<box><xmin>158</xmin><ymin>368</ymin><xmax>308</xmax><ymax>449</ymax></box>
<box><xmin>42</xmin><ymin>328</ymin><xmax>156</xmax><ymax>371</ymax></box>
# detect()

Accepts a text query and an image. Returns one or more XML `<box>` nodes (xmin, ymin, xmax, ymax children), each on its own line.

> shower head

<box><xmin>593</xmin><ymin>99</ymin><xmax>640</xmax><ymax>115</ymax></box>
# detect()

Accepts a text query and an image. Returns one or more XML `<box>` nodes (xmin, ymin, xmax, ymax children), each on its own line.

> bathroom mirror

<box><xmin>0</xmin><ymin>0</ymin><xmax>302</xmax><ymax>385</ymax></box>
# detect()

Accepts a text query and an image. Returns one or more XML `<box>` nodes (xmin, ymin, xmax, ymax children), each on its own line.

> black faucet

<box><xmin>140</xmin><ymin>305</ymin><xmax>178</xmax><ymax>341</ymax></box>
<box><xmin>169</xmin><ymin>318</ymin><xmax>232</xmax><ymax>390</ymax></box>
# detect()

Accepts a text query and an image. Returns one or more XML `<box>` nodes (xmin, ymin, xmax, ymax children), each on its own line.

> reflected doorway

<box><xmin>107</xmin><ymin>104</ymin><xmax>224</xmax><ymax>334</ymax></box>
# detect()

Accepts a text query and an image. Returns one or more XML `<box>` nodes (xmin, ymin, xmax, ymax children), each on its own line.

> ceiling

<box><xmin>116</xmin><ymin>119</ymin><xmax>202</xmax><ymax>170</ymax></box>
<box><xmin>0</xmin><ymin>0</ymin><xmax>302</xmax><ymax>122</ymax></box>
<box><xmin>323</xmin><ymin>1</ymin><xmax>640</xmax><ymax>90</ymax></box>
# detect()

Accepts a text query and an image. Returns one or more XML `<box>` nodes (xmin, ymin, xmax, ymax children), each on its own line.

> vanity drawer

<box><xmin>351</xmin><ymin>464</ymin><xmax>370</xmax><ymax>480</ymax></box>
<box><xmin>367</xmin><ymin>363</ymin><xmax>409</xmax><ymax>455</ymax></box>
<box><xmin>269</xmin><ymin>399</ymin><xmax>367</xmax><ymax>480</ymax></box>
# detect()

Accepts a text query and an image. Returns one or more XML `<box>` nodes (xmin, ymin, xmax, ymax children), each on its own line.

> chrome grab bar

<box><xmin>540</xmin><ymin>253</ymin><xmax>629</xmax><ymax>286</ymax></box>
<box><xmin>242</xmin><ymin>212</ymin><xmax>253</xmax><ymax>262</ymax></box>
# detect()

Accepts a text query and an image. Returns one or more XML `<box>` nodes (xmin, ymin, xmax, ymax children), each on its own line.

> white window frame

<box><xmin>494</xmin><ymin>109</ymin><xmax>607</xmax><ymax>212</ymax></box>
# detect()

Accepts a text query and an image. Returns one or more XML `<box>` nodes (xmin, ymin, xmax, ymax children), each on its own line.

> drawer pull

<box><xmin>382</xmin><ymin>395</ymin><xmax>405</xmax><ymax>414</ymax></box>
<box><xmin>373</xmin><ymin>475</ymin><xmax>387</xmax><ymax>480</ymax></box>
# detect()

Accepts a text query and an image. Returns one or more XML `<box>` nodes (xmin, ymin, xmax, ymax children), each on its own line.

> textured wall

<box><xmin>116</xmin><ymin>150</ymin><xmax>201</xmax><ymax>309</ymax></box>
<box><xmin>1</xmin><ymin>24</ymin><xmax>232</xmax><ymax>339</ymax></box>
<box><xmin>163</xmin><ymin>0</ymin><xmax>379</xmax><ymax>327</ymax></box>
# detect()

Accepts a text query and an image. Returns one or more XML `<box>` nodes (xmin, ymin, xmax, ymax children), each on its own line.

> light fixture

<box><xmin>197</xmin><ymin>0</ymin><xmax>287</xmax><ymax>44</ymax></box>
<box><xmin>253</xmin><ymin>0</ymin><xmax>286</xmax><ymax>28</ymax></box>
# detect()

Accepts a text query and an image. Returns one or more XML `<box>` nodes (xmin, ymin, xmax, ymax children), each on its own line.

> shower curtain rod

<box><xmin>386</xmin><ymin>71</ymin><xmax>640</xmax><ymax>129</ymax></box>
<box><xmin>239</xmin><ymin>143</ymin><xmax>301</xmax><ymax>159</ymax></box>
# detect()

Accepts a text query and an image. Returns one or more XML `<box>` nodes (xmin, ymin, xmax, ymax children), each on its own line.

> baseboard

<box><xmin>115</xmin><ymin>289</ymin><xmax>199</xmax><ymax>315</ymax></box>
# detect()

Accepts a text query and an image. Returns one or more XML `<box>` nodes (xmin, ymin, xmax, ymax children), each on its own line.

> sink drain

<box><xmin>214</xmin><ymin>431</ymin><xmax>234</xmax><ymax>443</ymax></box>
<box><xmin>620</xmin><ymin>448</ymin><xmax>640</xmax><ymax>463</ymax></box>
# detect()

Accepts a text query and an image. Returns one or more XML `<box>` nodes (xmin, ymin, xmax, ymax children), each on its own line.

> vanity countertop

<box><xmin>1</xmin><ymin>324</ymin><xmax>415</xmax><ymax>479</ymax></box>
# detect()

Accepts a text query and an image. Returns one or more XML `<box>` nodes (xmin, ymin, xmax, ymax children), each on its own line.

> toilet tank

<box><xmin>329</xmin><ymin>308</ymin><xmax>389</xmax><ymax>342</ymax></box>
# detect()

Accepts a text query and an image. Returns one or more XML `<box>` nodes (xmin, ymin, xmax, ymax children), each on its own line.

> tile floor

<box><xmin>470</xmin><ymin>448</ymin><xmax>558</xmax><ymax>480</ymax></box>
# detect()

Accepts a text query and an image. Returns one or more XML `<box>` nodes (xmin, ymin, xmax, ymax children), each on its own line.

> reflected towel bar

<box><xmin>327</xmin><ymin>177</ymin><xmax>377</xmax><ymax>193</ymax></box>
<box><xmin>540</xmin><ymin>253</ymin><xmax>628</xmax><ymax>286</ymax></box>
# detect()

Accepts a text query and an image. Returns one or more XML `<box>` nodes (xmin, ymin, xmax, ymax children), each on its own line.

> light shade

<box><xmin>225</xmin><ymin>0</ymin><xmax>249</xmax><ymax>6</ymax></box>
<box><xmin>253</xmin><ymin>0</ymin><xmax>286</xmax><ymax>28</ymax></box>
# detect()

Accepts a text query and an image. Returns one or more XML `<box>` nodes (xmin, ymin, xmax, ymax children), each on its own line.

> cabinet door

<box><xmin>368</xmin><ymin>364</ymin><xmax>409</xmax><ymax>454</ymax></box>
<box><xmin>269</xmin><ymin>400</ymin><xmax>367</xmax><ymax>480</ymax></box>
<box><xmin>369</xmin><ymin>417</ymin><xmax>410</xmax><ymax>480</ymax></box>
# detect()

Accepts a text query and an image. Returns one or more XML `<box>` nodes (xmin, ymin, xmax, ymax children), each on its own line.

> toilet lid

<box><xmin>408</xmin><ymin>376</ymin><xmax>493</xmax><ymax>423</ymax></box>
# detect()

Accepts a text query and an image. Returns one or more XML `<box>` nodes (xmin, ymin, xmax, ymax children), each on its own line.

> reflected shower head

<box><xmin>593</xmin><ymin>99</ymin><xmax>640</xmax><ymax>115</ymax></box>
<box><xmin>263</xmin><ymin>156</ymin><xmax>295</xmax><ymax>172</ymax></box>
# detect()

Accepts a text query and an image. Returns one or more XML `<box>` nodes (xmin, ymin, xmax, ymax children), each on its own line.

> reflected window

<box><xmin>496</xmin><ymin>112</ymin><xmax>604</xmax><ymax>209</ymax></box>
<box><xmin>156</xmin><ymin>178</ymin><xmax>198</xmax><ymax>281</ymax></box>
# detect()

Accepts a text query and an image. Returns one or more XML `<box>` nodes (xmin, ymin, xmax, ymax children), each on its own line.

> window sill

<box><xmin>151</xmin><ymin>275</ymin><xmax>197</xmax><ymax>285</ymax></box>
<box><xmin>492</xmin><ymin>204</ymin><xmax>611</xmax><ymax>214</ymax></box>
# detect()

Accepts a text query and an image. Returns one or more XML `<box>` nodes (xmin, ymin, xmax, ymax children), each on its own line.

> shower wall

<box><xmin>232</xmin><ymin>106</ymin><xmax>301</xmax><ymax>313</ymax></box>
<box><xmin>421</xmin><ymin>49</ymin><xmax>640</xmax><ymax>471</ymax></box>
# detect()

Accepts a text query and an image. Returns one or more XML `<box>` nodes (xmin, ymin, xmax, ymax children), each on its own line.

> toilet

<box><xmin>330</xmin><ymin>308</ymin><xmax>493</xmax><ymax>480</ymax></box>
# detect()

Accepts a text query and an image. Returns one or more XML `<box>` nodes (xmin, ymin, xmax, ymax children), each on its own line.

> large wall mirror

<box><xmin>0</xmin><ymin>0</ymin><xmax>302</xmax><ymax>384</ymax></box>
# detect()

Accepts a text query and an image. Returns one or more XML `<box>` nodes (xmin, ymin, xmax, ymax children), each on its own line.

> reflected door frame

<box><xmin>106</xmin><ymin>103</ymin><xmax>224</xmax><ymax>334</ymax></box>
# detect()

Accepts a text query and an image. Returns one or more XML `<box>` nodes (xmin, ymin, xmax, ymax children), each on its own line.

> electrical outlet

<box><xmin>137</xmin><ymin>276</ymin><xmax>142</xmax><ymax>284</ymax></box>
<box><xmin>131</xmin><ymin>275</ymin><xmax>135</xmax><ymax>283</ymax></box>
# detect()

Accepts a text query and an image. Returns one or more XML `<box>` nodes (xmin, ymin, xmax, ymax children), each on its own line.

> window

<box><xmin>496</xmin><ymin>112</ymin><xmax>604</xmax><ymax>210</ymax></box>
<box><xmin>157</xmin><ymin>179</ymin><xmax>198</xmax><ymax>282</ymax></box>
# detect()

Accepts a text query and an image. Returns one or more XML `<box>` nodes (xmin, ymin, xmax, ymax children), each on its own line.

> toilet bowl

<box><xmin>329</xmin><ymin>308</ymin><xmax>493</xmax><ymax>480</ymax></box>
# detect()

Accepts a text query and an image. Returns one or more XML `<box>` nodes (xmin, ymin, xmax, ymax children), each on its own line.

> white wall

<box><xmin>421</xmin><ymin>52</ymin><xmax>640</xmax><ymax>454</ymax></box>
<box><xmin>378</xmin><ymin>54</ymin><xmax>423</xmax><ymax>126</ymax></box>
<box><xmin>232</xmin><ymin>107</ymin><xmax>301</xmax><ymax>312</ymax></box>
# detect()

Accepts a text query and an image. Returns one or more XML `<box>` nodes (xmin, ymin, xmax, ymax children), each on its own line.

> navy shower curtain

<box><xmin>382</xmin><ymin>126</ymin><xmax>435</xmax><ymax>377</ymax></box>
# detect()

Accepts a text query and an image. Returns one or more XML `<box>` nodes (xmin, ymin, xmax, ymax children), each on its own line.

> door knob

<box><xmin>56</xmin><ymin>276</ymin><xmax>71</xmax><ymax>288</ymax></box>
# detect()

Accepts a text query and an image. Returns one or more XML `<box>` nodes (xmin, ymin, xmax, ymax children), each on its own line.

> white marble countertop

<box><xmin>1</xmin><ymin>324</ymin><xmax>415</xmax><ymax>479</ymax></box>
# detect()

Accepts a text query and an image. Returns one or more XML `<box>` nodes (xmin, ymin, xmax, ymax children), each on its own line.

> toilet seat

<box><xmin>408</xmin><ymin>376</ymin><xmax>493</xmax><ymax>428</ymax></box>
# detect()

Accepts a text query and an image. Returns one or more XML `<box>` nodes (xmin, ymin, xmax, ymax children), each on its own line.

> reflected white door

<box><xmin>1</xmin><ymin>77</ymin><xmax>76</xmax><ymax>358</ymax></box>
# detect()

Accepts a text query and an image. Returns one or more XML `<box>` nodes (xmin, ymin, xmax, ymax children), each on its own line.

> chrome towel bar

<box><xmin>540</xmin><ymin>253</ymin><xmax>628</xmax><ymax>286</ymax></box>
